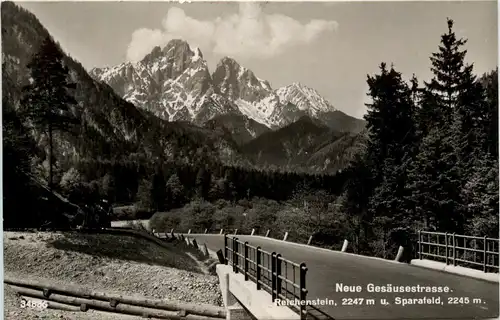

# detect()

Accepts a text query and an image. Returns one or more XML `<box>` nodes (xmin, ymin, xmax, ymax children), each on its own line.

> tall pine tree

<box><xmin>21</xmin><ymin>36</ymin><xmax>79</xmax><ymax>189</ymax></box>
<box><xmin>407</xmin><ymin>18</ymin><xmax>482</xmax><ymax>232</ymax></box>
<box><xmin>363</xmin><ymin>63</ymin><xmax>418</xmax><ymax>256</ymax></box>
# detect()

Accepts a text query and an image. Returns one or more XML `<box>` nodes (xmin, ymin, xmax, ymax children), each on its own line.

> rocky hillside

<box><xmin>2</xmin><ymin>1</ymin><xmax>246</xmax><ymax>171</ymax></box>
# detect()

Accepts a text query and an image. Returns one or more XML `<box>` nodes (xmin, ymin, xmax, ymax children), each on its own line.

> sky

<box><xmin>17</xmin><ymin>1</ymin><xmax>498</xmax><ymax>119</ymax></box>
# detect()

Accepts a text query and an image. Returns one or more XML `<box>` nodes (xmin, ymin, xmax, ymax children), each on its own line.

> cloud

<box><xmin>126</xmin><ymin>3</ymin><xmax>338</xmax><ymax>62</ymax></box>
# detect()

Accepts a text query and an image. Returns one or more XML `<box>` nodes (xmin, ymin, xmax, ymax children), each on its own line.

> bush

<box><xmin>150</xmin><ymin>210</ymin><xmax>183</xmax><ymax>232</ymax></box>
<box><xmin>110</xmin><ymin>204</ymin><xmax>151</xmax><ymax>221</ymax></box>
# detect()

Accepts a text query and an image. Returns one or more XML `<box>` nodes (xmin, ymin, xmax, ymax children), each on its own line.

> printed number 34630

<box><xmin>21</xmin><ymin>299</ymin><xmax>48</xmax><ymax>309</ymax></box>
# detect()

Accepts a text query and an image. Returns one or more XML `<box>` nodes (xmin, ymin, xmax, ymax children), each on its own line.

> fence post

<box><xmin>256</xmin><ymin>247</ymin><xmax>261</xmax><ymax>290</ymax></box>
<box><xmin>265</xmin><ymin>230</ymin><xmax>270</xmax><ymax>237</ymax></box>
<box><xmin>204</xmin><ymin>228</ymin><xmax>208</xmax><ymax>234</ymax></box>
<box><xmin>271</xmin><ymin>252</ymin><xmax>277</xmax><ymax>302</ymax></box>
<box><xmin>234</xmin><ymin>229</ymin><xmax>238</xmax><ymax>235</ymax></box>
<box><xmin>484</xmin><ymin>236</ymin><xmax>487</xmax><ymax>273</ymax></box>
<box><xmin>283</xmin><ymin>232</ymin><xmax>288</xmax><ymax>242</ymax></box>
<box><xmin>299</xmin><ymin>263</ymin><xmax>308</xmax><ymax>320</ymax></box>
<box><xmin>220</xmin><ymin>229</ymin><xmax>223</xmax><ymax>235</ymax></box>
<box><xmin>452</xmin><ymin>233</ymin><xmax>456</xmax><ymax>266</ymax></box>
<box><xmin>188</xmin><ymin>229</ymin><xmax>191</xmax><ymax>234</ymax></box>
<box><xmin>244</xmin><ymin>241</ymin><xmax>249</xmax><ymax>281</ymax></box>
<box><xmin>445</xmin><ymin>232</ymin><xmax>448</xmax><ymax>265</ymax></box>
<box><xmin>276</xmin><ymin>254</ymin><xmax>282</xmax><ymax>299</ymax></box>
<box><xmin>418</xmin><ymin>230</ymin><xmax>421</xmax><ymax>260</ymax></box>
<box><xmin>224</xmin><ymin>234</ymin><xmax>228</xmax><ymax>265</ymax></box>
<box><xmin>233</xmin><ymin>237</ymin><xmax>239</xmax><ymax>273</ymax></box>
<box><xmin>307</xmin><ymin>235</ymin><xmax>313</xmax><ymax>245</ymax></box>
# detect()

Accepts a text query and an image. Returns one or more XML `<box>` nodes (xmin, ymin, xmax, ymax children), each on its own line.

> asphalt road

<box><xmin>187</xmin><ymin>234</ymin><xmax>499</xmax><ymax>320</ymax></box>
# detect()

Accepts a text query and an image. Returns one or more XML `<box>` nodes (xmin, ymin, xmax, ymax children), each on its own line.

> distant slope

<box><xmin>241</xmin><ymin>116</ymin><xmax>367</xmax><ymax>173</ymax></box>
<box><xmin>319</xmin><ymin>110</ymin><xmax>366</xmax><ymax>133</ymax></box>
<box><xmin>204</xmin><ymin>113</ymin><xmax>271</xmax><ymax>145</ymax></box>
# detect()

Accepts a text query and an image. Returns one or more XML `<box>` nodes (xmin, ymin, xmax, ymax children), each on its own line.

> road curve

<box><xmin>188</xmin><ymin>234</ymin><xmax>499</xmax><ymax>320</ymax></box>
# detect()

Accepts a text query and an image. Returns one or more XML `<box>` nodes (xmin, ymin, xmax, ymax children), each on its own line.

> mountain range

<box><xmin>2</xmin><ymin>1</ymin><xmax>367</xmax><ymax>176</ymax></box>
<box><xmin>90</xmin><ymin>41</ymin><xmax>365</xmax><ymax>139</ymax></box>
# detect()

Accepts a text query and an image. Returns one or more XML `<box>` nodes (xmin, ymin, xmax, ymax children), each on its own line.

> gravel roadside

<box><xmin>4</xmin><ymin>231</ymin><xmax>223</xmax><ymax>320</ymax></box>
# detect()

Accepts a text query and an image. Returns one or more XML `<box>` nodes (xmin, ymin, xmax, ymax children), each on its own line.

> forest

<box><xmin>3</xmin><ymin>15</ymin><xmax>498</xmax><ymax>260</ymax></box>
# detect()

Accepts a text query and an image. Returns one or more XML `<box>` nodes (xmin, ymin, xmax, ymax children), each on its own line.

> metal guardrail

<box><xmin>223</xmin><ymin>234</ymin><xmax>308</xmax><ymax>320</ymax></box>
<box><xmin>418</xmin><ymin>230</ymin><xmax>499</xmax><ymax>273</ymax></box>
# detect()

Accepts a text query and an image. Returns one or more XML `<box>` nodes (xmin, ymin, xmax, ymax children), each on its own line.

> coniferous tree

<box><xmin>364</xmin><ymin>63</ymin><xmax>417</xmax><ymax>183</ymax></box>
<box><xmin>420</xmin><ymin>18</ymin><xmax>468</xmax><ymax>132</ymax></box>
<box><xmin>406</xmin><ymin>128</ymin><xmax>463</xmax><ymax>231</ymax></box>
<box><xmin>363</xmin><ymin>63</ymin><xmax>418</xmax><ymax>254</ymax></box>
<box><xmin>21</xmin><ymin>36</ymin><xmax>79</xmax><ymax>189</ymax></box>
<box><xmin>480</xmin><ymin>69</ymin><xmax>498</xmax><ymax>158</ymax></box>
<box><xmin>408</xmin><ymin>18</ymin><xmax>484</xmax><ymax>232</ymax></box>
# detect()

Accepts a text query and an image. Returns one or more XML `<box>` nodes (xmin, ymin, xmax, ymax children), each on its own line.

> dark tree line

<box><xmin>72</xmin><ymin>159</ymin><xmax>349</xmax><ymax>213</ymax></box>
<box><xmin>341</xmin><ymin>19</ymin><xmax>498</xmax><ymax>258</ymax></box>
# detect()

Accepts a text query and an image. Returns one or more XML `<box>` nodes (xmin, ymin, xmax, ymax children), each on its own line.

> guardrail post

<box><xmin>265</xmin><ymin>230</ymin><xmax>270</xmax><ymax>237</ymax></box>
<box><xmin>276</xmin><ymin>254</ymin><xmax>282</xmax><ymax>299</ymax></box>
<box><xmin>251</xmin><ymin>228</ymin><xmax>255</xmax><ymax>236</ymax></box>
<box><xmin>188</xmin><ymin>229</ymin><xmax>191</xmax><ymax>234</ymax></box>
<box><xmin>204</xmin><ymin>228</ymin><xmax>208</xmax><ymax>234</ymax></box>
<box><xmin>234</xmin><ymin>229</ymin><xmax>238</xmax><ymax>235</ymax></box>
<box><xmin>244</xmin><ymin>241</ymin><xmax>249</xmax><ymax>281</ymax></box>
<box><xmin>484</xmin><ymin>236</ymin><xmax>487</xmax><ymax>272</ymax></box>
<box><xmin>283</xmin><ymin>232</ymin><xmax>288</xmax><ymax>242</ymax></box>
<box><xmin>224</xmin><ymin>234</ymin><xmax>228</xmax><ymax>265</ymax></box>
<box><xmin>271</xmin><ymin>252</ymin><xmax>276</xmax><ymax>302</ymax></box>
<box><xmin>341</xmin><ymin>239</ymin><xmax>349</xmax><ymax>252</ymax></box>
<box><xmin>445</xmin><ymin>232</ymin><xmax>448</xmax><ymax>265</ymax></box>
<box><xmin>452</xmin><ymin>233</ymin><xmax>456</xmax><ymax>266</ymax></box>
<box><xmin>299</xmin><ymin>263</ymin><xmax>308</xmax><ymax>320</ymax></box>
<box><xmin>307</xmin><ymin>235</ymin><xmax>313</xmax><ymax>245</ymax></box>
<box><xmin>220</xmin><ymin>229</ymin><xmax>223</xmax><ymax>235</ymax></box>
<box><xmin>256</xmin><ymin>246</ymin><xmax>261</xmax><ymax>290</ymax></box>
<box><xmin>395</xmin><ymin>246</ymin><xmax>404</xmax><ymax>262</ymax></box>
<box><xmin>233</xmin><ymin>237</ymin><xmax>239</xmax><ymax>274</ymax></box>
<box><xmin>418</xmin><ymin>230</ymin><xmax>421</xmax><ymax>260</ymax></box>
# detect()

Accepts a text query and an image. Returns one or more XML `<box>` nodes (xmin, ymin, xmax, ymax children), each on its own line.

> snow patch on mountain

<box><xmin>276</xmin><ymin>82</ymin><xmax>336</xmax><ymax>116</ymax></box>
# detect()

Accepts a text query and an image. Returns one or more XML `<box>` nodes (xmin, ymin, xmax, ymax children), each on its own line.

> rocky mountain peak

<box><xmin>91</xmin><ymin>38</ymin><xmax>362</xmax><ymax>133</ymax></box>
<box><xmin>213</xmin><ymin>56</ymin><xmax>272</xmax><ymax>102</ymax></box>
